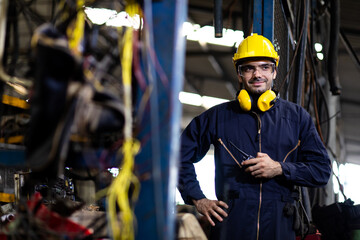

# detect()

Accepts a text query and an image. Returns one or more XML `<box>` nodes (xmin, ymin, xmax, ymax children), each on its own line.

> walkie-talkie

<box><xmin>229</xmin><ymin>141</ymin><xmax>254</xmax><ymax>162</ymax></box>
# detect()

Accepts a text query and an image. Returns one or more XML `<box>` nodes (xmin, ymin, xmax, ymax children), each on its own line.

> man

<box><xmin>178</xmin><ymin>34</ymin><xmax>331</xmax><ymax>240</ymax></box>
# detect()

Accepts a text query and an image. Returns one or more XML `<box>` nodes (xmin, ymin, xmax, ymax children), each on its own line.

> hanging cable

<box><xmin>327</xmin><ymin>0</ymin><xmax>341</xmax><ymax>95</ymax></box>
<box><xmin>67</xmin><ymin>0</ymin><xmax>85</xmax><ymax>56</ymax></box>
<box><xmin>305</xmin><ymin>29</ymin><xmax>331</xmax><ymax>146</ymax></box>
<box><xmin>278</xmin><ymin>0</ymin><xmax>308</xmax><ymax>94</ymax></box>
<box><xmin>106</xmin><ymin>2</ymin><xmax>142</xmax><ymax>240</ymax></box>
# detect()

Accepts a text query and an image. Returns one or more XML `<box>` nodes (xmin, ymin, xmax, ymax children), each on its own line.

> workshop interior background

<box><xmin>0</xmin><ymin>0</ymin><xmax>360</xmax><ymax>240</ymax></box>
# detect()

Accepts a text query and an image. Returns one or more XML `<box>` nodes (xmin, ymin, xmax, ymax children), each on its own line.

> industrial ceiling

<box><xmin>183</xmin><ymin>0</ymin><xmax>360</xmax><ymax>166</ymax></box>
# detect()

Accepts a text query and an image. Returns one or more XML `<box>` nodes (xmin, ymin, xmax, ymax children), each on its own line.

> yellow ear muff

<box><xmin>257</xmin><ymin>90</ymin><xmax>277</xmax><ymax>112</ymax></box>
<box><xmin>237</xmin><ymin>89</ymin><xmax>252</xmax><ymax>111</ymax></box>
<box><xmin>237</xmin><ymin>89</ymin><xmax>277</xmax><ymax>112</ymax></box>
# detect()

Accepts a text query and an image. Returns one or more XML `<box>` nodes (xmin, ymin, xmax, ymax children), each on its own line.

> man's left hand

<box><xmin>241</xmin><ymin>152</ymin><xmax>283</xmax><ymax>178</ymax></box>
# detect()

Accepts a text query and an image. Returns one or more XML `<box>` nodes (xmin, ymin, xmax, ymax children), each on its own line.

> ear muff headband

<box><xmin>237</xmin><ymin>89</ymin><xmax>277</xmax><ymax>112</ymax></box>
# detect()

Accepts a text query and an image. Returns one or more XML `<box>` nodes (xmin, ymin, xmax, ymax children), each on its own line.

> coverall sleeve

<box><xmin>279</xmin><ymin>110</ymin><xmax>332</xmax><ymax>187</ymax></box>
<box><xmin>178</xmin><ymin>114</ymin><xmax>212</xmax><ymax>204</ymax></box>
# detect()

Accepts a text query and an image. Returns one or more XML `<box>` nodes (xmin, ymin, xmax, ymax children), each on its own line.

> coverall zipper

<box><xmin>253</xmin><ymin>112</ymin><xmax>262</xmax><ymax>240</ymax></box>
<box><xmin>254</xmin><ymin>111</ymin><xmax>301</xmax><ymax>240</ymax></box>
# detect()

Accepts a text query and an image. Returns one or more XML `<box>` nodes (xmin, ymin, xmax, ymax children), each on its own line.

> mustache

<box><xmin>249</xmin><ymin>77</ymin><xmax>267</xmax><ymax>84</ymax></box>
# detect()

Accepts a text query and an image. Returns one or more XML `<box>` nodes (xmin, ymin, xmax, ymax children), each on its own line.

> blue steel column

<box><xmin>253</xmin><ymin>0</ymin><xmax>263</xmax><ymax>35</ymax></box>
<box><xmin>134</xmin><ymin>0</ymin><xmax>187</xmax><ymax>240</ymax></box>
<box><xmin>253</xmin><ymin>0</ymin><xmax>275</xmax><ymax>41</ymax></box>
<box><xmin>263</xmin><ymin>0</ymin><xmax>275</xmax><ymax>41</ymax></box>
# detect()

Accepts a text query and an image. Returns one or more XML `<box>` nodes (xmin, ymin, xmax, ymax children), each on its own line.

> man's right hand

<box><xmin>192</xmin><ymin>198</ymin><xmax>229</xmax><ymax>226</ymax></box>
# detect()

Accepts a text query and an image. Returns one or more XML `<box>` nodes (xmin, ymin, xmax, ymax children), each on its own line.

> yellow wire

<box><xmin>67</xmin><ymin>0</ymin><xmax>85</xmax><ymax>56</ymax></box>
<box><xmin>106</xmin><ymin>2</ymin><xmax>142</xmax><ymax>240</ymax></box>
<box><xmin>107</xmin><ymin>139</ymin><xmax>140</xmax><ymax>240</ymax></box>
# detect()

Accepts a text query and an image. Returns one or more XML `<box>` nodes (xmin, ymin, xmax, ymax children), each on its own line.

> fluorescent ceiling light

<box><xmin>183</xmin><ymin>22</ymin><xmax>244</xmax><ymax>47</ymax></box>
<box><xmin>85</xmin><ymin>7</ymin><xmax>243</xmax><ymax>47</ymax></box>
<box><xmin>314</xmin><ymin>43</ymin><xmax>323</xmax><ymax>61</ymax></box>
<box><xmin>317</xmin><ymin>52</ymin><xmax>324</xmax><ymax>60</ymax></box>
<box><xmin>106</xmin><ymin>11</ymin><xmax>142</xmax><ymax>29</ymax></box>
<box><xmin>85</xmin><ymin>7</ymin><xmax>142</xmax><ymax>29</ymax></box>
<box><xmin>179</xmin><ymin>91</ymin><xmax>202</xmax><ymax>106</ymax></box>
<box><xmin>179</xmin><ymin>91</ymin><xmax>229</xmax><ymax>109</ymax></box>
<box><xmin>314</xmin><ymin>43</ymin><xmax>323</xmax><ymax>52</ymax></box>
<box><xmin>202</xmin><ymin>95</ymin><xmax>228</xmax><ymax>109</ymax></box>
<box><xmin>84</xmin><ymin>7</ymin><xmax>117</xmax><ymax>25</ymax></box>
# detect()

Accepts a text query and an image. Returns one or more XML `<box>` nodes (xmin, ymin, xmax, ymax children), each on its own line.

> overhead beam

<box><xmin>186</xmin><ymin>49</ymin><xmax>236</xmax><ymax>56</ymax></box>
<box><xmin>339</xmin><ymin>28</ymin><xmax>360</xmax><ymax>72</ymax></box>
<box><xmin>185</xmin><ymin>72</ymin><xmax>234</xmax><ymax>83</ymax></box>
<box><xmin>340</xmin><ymin>97</ymin><xmax>360</xmax><ymax>106</ymax></box>
<box><xmin>188</xmin><ymin>3</ymin><xmax>242</xmax><ymax>18</ymax></box>
<box><xmin>341</xmin><ymin>27</ymin><xmax>360</xmax><ymax>36</ymax></box>
<box><xmin>188</xmin><ymin>3</ymin><xmax>242</xmax><ymax>28</ymax></box>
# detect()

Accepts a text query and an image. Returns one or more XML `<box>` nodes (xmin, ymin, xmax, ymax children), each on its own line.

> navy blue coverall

<box><xmin>178</xmin><ymin>98</ymin><xmax>331</xmax><ymax>240</ymax></box>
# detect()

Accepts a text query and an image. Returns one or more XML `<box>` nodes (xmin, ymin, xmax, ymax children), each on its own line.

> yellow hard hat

<box><xmin>233</xmin><ymin>34</ymin><xmax>279</xmax><ymax>69</ymax></box>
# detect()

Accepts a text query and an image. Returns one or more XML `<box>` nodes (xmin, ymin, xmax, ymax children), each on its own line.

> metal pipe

<box><xmin>242</xmin><ymin>0</ymin><xmax>253</xmax><ymax>38</ymax></box>
<box><xmin>214</xmin><ymin>0</ymin><xmax>223</xmax><ymax>38</ymax></box>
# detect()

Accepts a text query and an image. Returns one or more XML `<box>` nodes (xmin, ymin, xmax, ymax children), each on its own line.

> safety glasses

<box><xmin>238</xmin><ymin>63</ymin><xmax>275</xmax><ymax>77</ymax></box>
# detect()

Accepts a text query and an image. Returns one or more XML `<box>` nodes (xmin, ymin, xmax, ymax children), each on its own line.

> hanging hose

<box><xmin>242</xmin><ymin>0</ymin><xmax>253</xmax><ymax>38</ymax></box>
<box><xmin>327</xmin><ymin>0</ymin><xmax>341</xmax><ymax>95</ymax></box>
